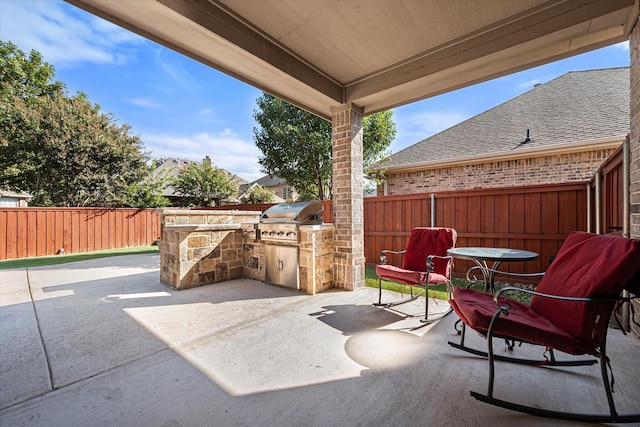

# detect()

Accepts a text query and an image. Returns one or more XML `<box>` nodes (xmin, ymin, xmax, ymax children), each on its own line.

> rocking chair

<box><xmin>449</xmin><ymin>231</ymin><xmax>640</xmax><ymax>423</ymax></box>
<box><xmin>374</xmin><ymin>227</ymin><xmax>456</xmax><ymax>323</ymax></box>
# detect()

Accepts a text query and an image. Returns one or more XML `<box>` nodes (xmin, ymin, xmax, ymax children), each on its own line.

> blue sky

<box><xmin>0</xmin><ymin>1</ymin><xmax>631</xmax><ymax>182</ymax></box>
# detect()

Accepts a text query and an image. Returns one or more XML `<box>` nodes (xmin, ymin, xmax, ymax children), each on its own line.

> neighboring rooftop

<box><xmin>385</xmin><ymin>67</ymin><xmax>630</xmax><ymax>169</ymax></box>
<box><xmin>0</xmin><ymin>190</ymin><xmax>32</xmax><ymax>199</ymax></box>
<box><xmin>247</xmin><ymin>175</ymin><xmax>287</xmax><ymax>188</ymax></box>
<box><xmin>151</xmin><ymin>157</ymin><xmax>248</xmax><ymax>198</ymax></box>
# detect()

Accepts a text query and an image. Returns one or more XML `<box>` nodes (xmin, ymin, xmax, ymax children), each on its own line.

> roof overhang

<box><xmin>65</xmin><ymin>0</ymin><xmax>639</xmax><ymax>119</ymax></box>
<box><xmin>378</xmin><ymin>135</ymin><xmax>625</xmax><ymax>175</ymax></box>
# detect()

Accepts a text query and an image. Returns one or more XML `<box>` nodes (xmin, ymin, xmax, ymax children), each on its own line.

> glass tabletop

<box><xmin>447</xmin><ymin>247</ymin><xmax>539</xmax><ymax>262</ymax></box>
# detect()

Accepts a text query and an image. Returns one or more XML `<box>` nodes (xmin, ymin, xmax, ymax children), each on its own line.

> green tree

<box><xmin>253</xmin><ymin>93</ymin><xmax>396</xmax><ymax>200</ymax></box>
<box><xmin>242</xmin><ymin>184</ymin><xmax>275</xmax><ymax>204</ymax></box>
<box><xmin>171</xmin><ymin>162</ymin><xmax>238</xmax><ymax>207</ymax></box>
<box><xmin>0</xmin><ymin>42</ymin><xmax>149</xmax><ymax>206</ymax></box>
<box><xmin>0</xmin><ymin>41</ymin><xmax>65</xmax><ymax>102</ymax></box>
<box><xmin>117</xmin><ymin>173</ymin><xmax>169</xmax><ymax>208</ymax></box>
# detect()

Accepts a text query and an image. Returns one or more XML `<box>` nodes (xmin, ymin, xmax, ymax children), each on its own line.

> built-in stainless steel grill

<box><xmin>258</xmin><ymin>201</ymin><xmax>323</xmax><ymax>243</ymax></box>
<box><xmin>258</xmin><ymin>201</ymin><xmax>323</xmax><ymax>289</ymax></box>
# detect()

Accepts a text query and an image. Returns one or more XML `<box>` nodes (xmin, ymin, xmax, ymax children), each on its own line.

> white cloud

<box><xmin>128</xmin><ymin>97</ymin><xmax>163</xmax><ymax>109</ymax></box>
<box><xmin>142</xmin><ymin>130</ymin><xmax>263</xmax><ymax>182</ymax></box>
<box><xmin>198</xmin><ymin>108</ymin><xmax>216</xmax><ymax>116</ymax></box>
<box><xmin>153</xmin><ymin>48</ymin><xmax>201</xmax><ymax>91</ymax></box>
<box><xmin>0</xmin><ymin>0</ymin><xmax>145</xmax><ymax>67</ymax></box>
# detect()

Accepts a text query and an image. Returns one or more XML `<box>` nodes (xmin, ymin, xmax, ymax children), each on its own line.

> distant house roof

<box><xmin>0</xmin><ymin>189</ymin><xmax>31</xmax><ymax>199</ymax></box>
<box><xmin>249</xmin><ymin>175</ymin><xmax>287</xmax><ymax>187</ymax></box>
<box><xmin>151</xmin><ymin>158</ymin><xmax>248</xmax><ymax>198</ymax></box>
<box><xmin>238</xmin><ymin>183</ymin><xmax>286</xmax><ymax>203</ymax></box>
<box><xmin>0</xmin><ymin>189</ymin><xmax>31</xmax><ymax>207</ymax></box>
<box><xmin>240</xmin><ymin>175</ymin><xmax>288</xmax><ymax>194</ymax></box>
<box><xmin>385</xmin><ymin>67</ymin><xmax>630</xmax><ymax>171</ymax></box>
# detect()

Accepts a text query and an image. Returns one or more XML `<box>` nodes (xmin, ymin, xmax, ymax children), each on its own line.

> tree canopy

<box><xmin>253</xmin><ymin>93</ymin><xmax>395</xmax><ymax>200</ymax></box>
<box><xmin>170</xmin><ymin>161</ymin><xmax>239</xmax><ymax>207</ymax></box>
<box><xmin>0</xmin><ymin>41</ymin><xmax>149</xmax><ymax>207</ymax></box>
<box><xmin>242</xmin><ymin>184</ymin><xmax>275</xmax><ymax>204</ymax></box>
<box><xmin>0</xmin><ymin>41</ymin><xmax>65</xmax><ymax>102</ymax></box>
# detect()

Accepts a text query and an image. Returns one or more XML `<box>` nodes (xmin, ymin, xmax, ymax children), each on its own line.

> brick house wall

<box><xmin>269</xmin><ymin>183</ymin><xmax>296</xmax><ymax>201</ymax></box>
<box><xmin>382</xmin><ymin>148</ymin><xmax>617</xmax><ymax>195</ymax></box>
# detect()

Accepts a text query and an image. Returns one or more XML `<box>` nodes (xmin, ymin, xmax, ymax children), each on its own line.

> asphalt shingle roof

<box><xmin>387</xmin><ymin>67</ymin><xmax>630</xmax><ymax>169</ymax></box>
<box><xmin>248</xmin><ymin>175</ymin><xmax>287</xmax><ymax>187</ymax></box>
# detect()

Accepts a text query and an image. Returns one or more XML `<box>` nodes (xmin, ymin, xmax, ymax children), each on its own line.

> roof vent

<box><xmin>512</xmin><ymin>129</ymin><xmax>531</xmax><ymax>150</ymax></box>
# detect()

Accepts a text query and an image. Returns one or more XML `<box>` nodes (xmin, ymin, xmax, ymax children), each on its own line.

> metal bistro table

<box><xmin>447</xmin><ymin>247</ymin><xmax>539</xmax><ymax>293</ymax></box>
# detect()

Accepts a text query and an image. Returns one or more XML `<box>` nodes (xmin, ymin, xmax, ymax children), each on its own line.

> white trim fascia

<box><xmin>624</xmin><ymin>0</ymin><xmax>639</xmax><ymax>37</ymax></box>
<box><xmin>382</xmin><ymin>135</ymin><xmax>625</xmax><ymax>174</ymax></box>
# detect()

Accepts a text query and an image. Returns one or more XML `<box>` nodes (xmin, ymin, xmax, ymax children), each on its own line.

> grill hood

<box><xmin>260</xmin><ymin>201</ymin><xmax>323</xmax><ymax>224</ymax></box>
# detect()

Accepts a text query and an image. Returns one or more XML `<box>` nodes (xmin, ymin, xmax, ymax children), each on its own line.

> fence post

<box><xmin>430</xmin><ymin>193</ymin><xmax>435</xmax><ymax>227</ymax></box>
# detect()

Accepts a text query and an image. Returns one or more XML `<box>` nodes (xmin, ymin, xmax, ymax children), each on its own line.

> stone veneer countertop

<box><xmin>163</xmin><ymin>224</ymin><xmax>242</xmax><ymax>231</ymax></box>
<box><xmin>155</xmin><ymin>209</ymin><xmax>262</xmax><ymax>215</ymax></box>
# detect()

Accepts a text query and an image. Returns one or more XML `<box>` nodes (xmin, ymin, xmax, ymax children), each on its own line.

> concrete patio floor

<box><xmin>1</xmin><ymin>253</ymin><xmax>639</xmax><ymax>426</ymax></box>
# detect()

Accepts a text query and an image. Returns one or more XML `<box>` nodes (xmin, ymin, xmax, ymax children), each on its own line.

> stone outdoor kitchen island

<box><xmin>157</xmin><ymin>209</ymin><xmax>335</xmax><ymax>294</ymax></box>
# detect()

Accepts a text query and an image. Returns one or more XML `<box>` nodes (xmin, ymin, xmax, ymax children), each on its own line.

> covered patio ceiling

<box><xmin>66</xmin><ymin>0</ymin><xmax>638</xmax><ymax>120</ymax></box>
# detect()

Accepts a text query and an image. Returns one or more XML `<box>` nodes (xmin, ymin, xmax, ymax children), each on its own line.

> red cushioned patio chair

<box><xmin>449</xmin><ymin>231</ymin><xmax>640</xmax><ymax>423</ymax></box>
<box><xmin>374</xmin><ymin>227</ymin><xmax>456</xmax><ymax>323</ymax></box>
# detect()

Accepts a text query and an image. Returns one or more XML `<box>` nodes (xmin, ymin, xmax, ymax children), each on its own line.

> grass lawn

<box><xmin>0</xmin><ymin>246</ymin><xmax>159</xmax><ymax>270</ymax></box>
<box><xmin>364</xmin><ymin>265</ymin><xmax>474</xmax><ymax>300</ymax></box>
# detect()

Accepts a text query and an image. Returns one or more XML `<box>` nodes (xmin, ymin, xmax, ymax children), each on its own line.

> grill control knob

<box><xmin>286</xmin><ymin>231</ymin><xmax>295</xmax><ymax>237</ymax></box>
<box><xmin>277</xmin><ymin>231</ymin><xmax>284</xmax><ymax>236</ymax></box>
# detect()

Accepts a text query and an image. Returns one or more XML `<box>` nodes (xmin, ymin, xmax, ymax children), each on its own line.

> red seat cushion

<box><xmin>402</xmin><ymin>227</ymin><xmax>456</xmax><ymax>275</ymax></box>
<box><xmin>451</xmin><ymin>232</ymin><xmax>640</xmax><ymax>355</ymax></box>
<box><xmin>376</xmin><ymin>264</ymin><xmax>448</xmax><ymax>287</ymax></box>
<box><xmin>531</xmin><ymin>232</ymin><xmax>640</xmax><ymax>352</ymax></box>
<box><xmin>450</xmin><ymin>287</ymin><xmax>586</xmax><ymax>355</ymax></box>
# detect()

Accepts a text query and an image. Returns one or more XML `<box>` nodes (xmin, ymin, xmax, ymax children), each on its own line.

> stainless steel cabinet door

<box><xmin>265</xmin><ymin>244</ymin><xmax>299</xmax><ymax>289</ymax></box>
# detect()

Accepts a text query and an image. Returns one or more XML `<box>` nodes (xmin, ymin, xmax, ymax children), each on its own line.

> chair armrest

<box><xmin>426</xmin><ymin>255</ymin><xmax>454</xmax><ymax>278</ymax></box>
<box><xmin>487</xmin><ymin>287</ymin><xmax>639</xmax><ymax>339</ymax></box>
<box><xmin>493</xmin><ymin>286</ymin><xmax>625</xmax><ymax>308</ymax></box>
<box><xmin>380</xmin><ymin>249</ymin><xmax>406</xmax><ymax>265</ymax></box>
<box><xmin>426</xmin><ymin>254</ymin><xmax>453</xmax><ymax>269</ymax></box>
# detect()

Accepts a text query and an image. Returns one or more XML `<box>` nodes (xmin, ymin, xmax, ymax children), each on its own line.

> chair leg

<box><xmin>486</xmin><ymin>313</ymin><xmax>499</xmax><ymax>397</ymax></box>
<box><xmin>465</xmin><ymin>310</ymin><xmax>640</xmax><ymax>423</ymax></box>
<box><xmin>374</xmin><ymin>279</ymin><xmax>423</xmax><ymax>309</ymax></box>
<box><xmin>423</xmin><ymin>287</ymin><xmax>429</xmax><ymax>321</ymax></box>
<box><xmin>420</xmin><ymin>285</ymin><xmax>452</xmax><ymax>324</ymax></box>
<box><xmin>599</xmin><ymin>330</ymin><xmax>618</xmax><ymax>419</ymax></box>
<box><xmin>448</xmin><ymin>320</ymin><xmax>597</xmax><ymax>367</ymax></box>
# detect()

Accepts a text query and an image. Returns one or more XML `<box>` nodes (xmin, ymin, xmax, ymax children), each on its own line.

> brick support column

<box><xmin>331</xmin><ymin>103</ymin><xmax>365</xmax><ymax>290</ymax></box>
<box><xmin>629</xmin><ymin>13</ymin><xmax>639</xmax><ymax>338</ymax></box>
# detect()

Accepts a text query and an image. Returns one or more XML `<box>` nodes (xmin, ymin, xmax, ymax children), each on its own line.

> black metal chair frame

<box><xmin>449</xmin><ymin>286</ymin><xmax>640</xmax><ymax>423</ymax></box>
<box><xmin>374</xmin><ymin>250</ymin><xmax>453</xmax><ymax>324</ymax></box>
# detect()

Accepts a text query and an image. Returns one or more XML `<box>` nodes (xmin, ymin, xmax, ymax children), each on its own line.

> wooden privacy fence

<box><xmin>0</xmin><ymin>208</ymin><xmax>161</xmax><ymax>261</ymax></box>
<box><xmin>364</xmin><ymin>183</ymin><xmax>589</xmax><ymax>282</ymax></box>
<box><xmin>1</xmin><ymin>184</ymin><xmax>589</xmax><ymax>274</ymax></box>
<box><xmin>203</xmin><ymin>182</ymin><xmax>588</xmax><ymax>282</ymax></box>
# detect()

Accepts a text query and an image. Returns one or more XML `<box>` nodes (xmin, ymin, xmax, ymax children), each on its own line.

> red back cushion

<box><xmin>402</xmin><ymin>227</ymin><xmax>456</xmax><ymax>276</ymax></box>
<box><xmin>532</xmin><ymin>231</ymin><xmax>640</xmax><ymax>351</ymax></box>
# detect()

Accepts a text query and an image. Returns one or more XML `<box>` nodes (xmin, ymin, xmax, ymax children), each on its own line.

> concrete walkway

<box><xmin>1</xmin><ymin>254</ymin><xmax>639</xmax><ymax>426</ymax></box>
